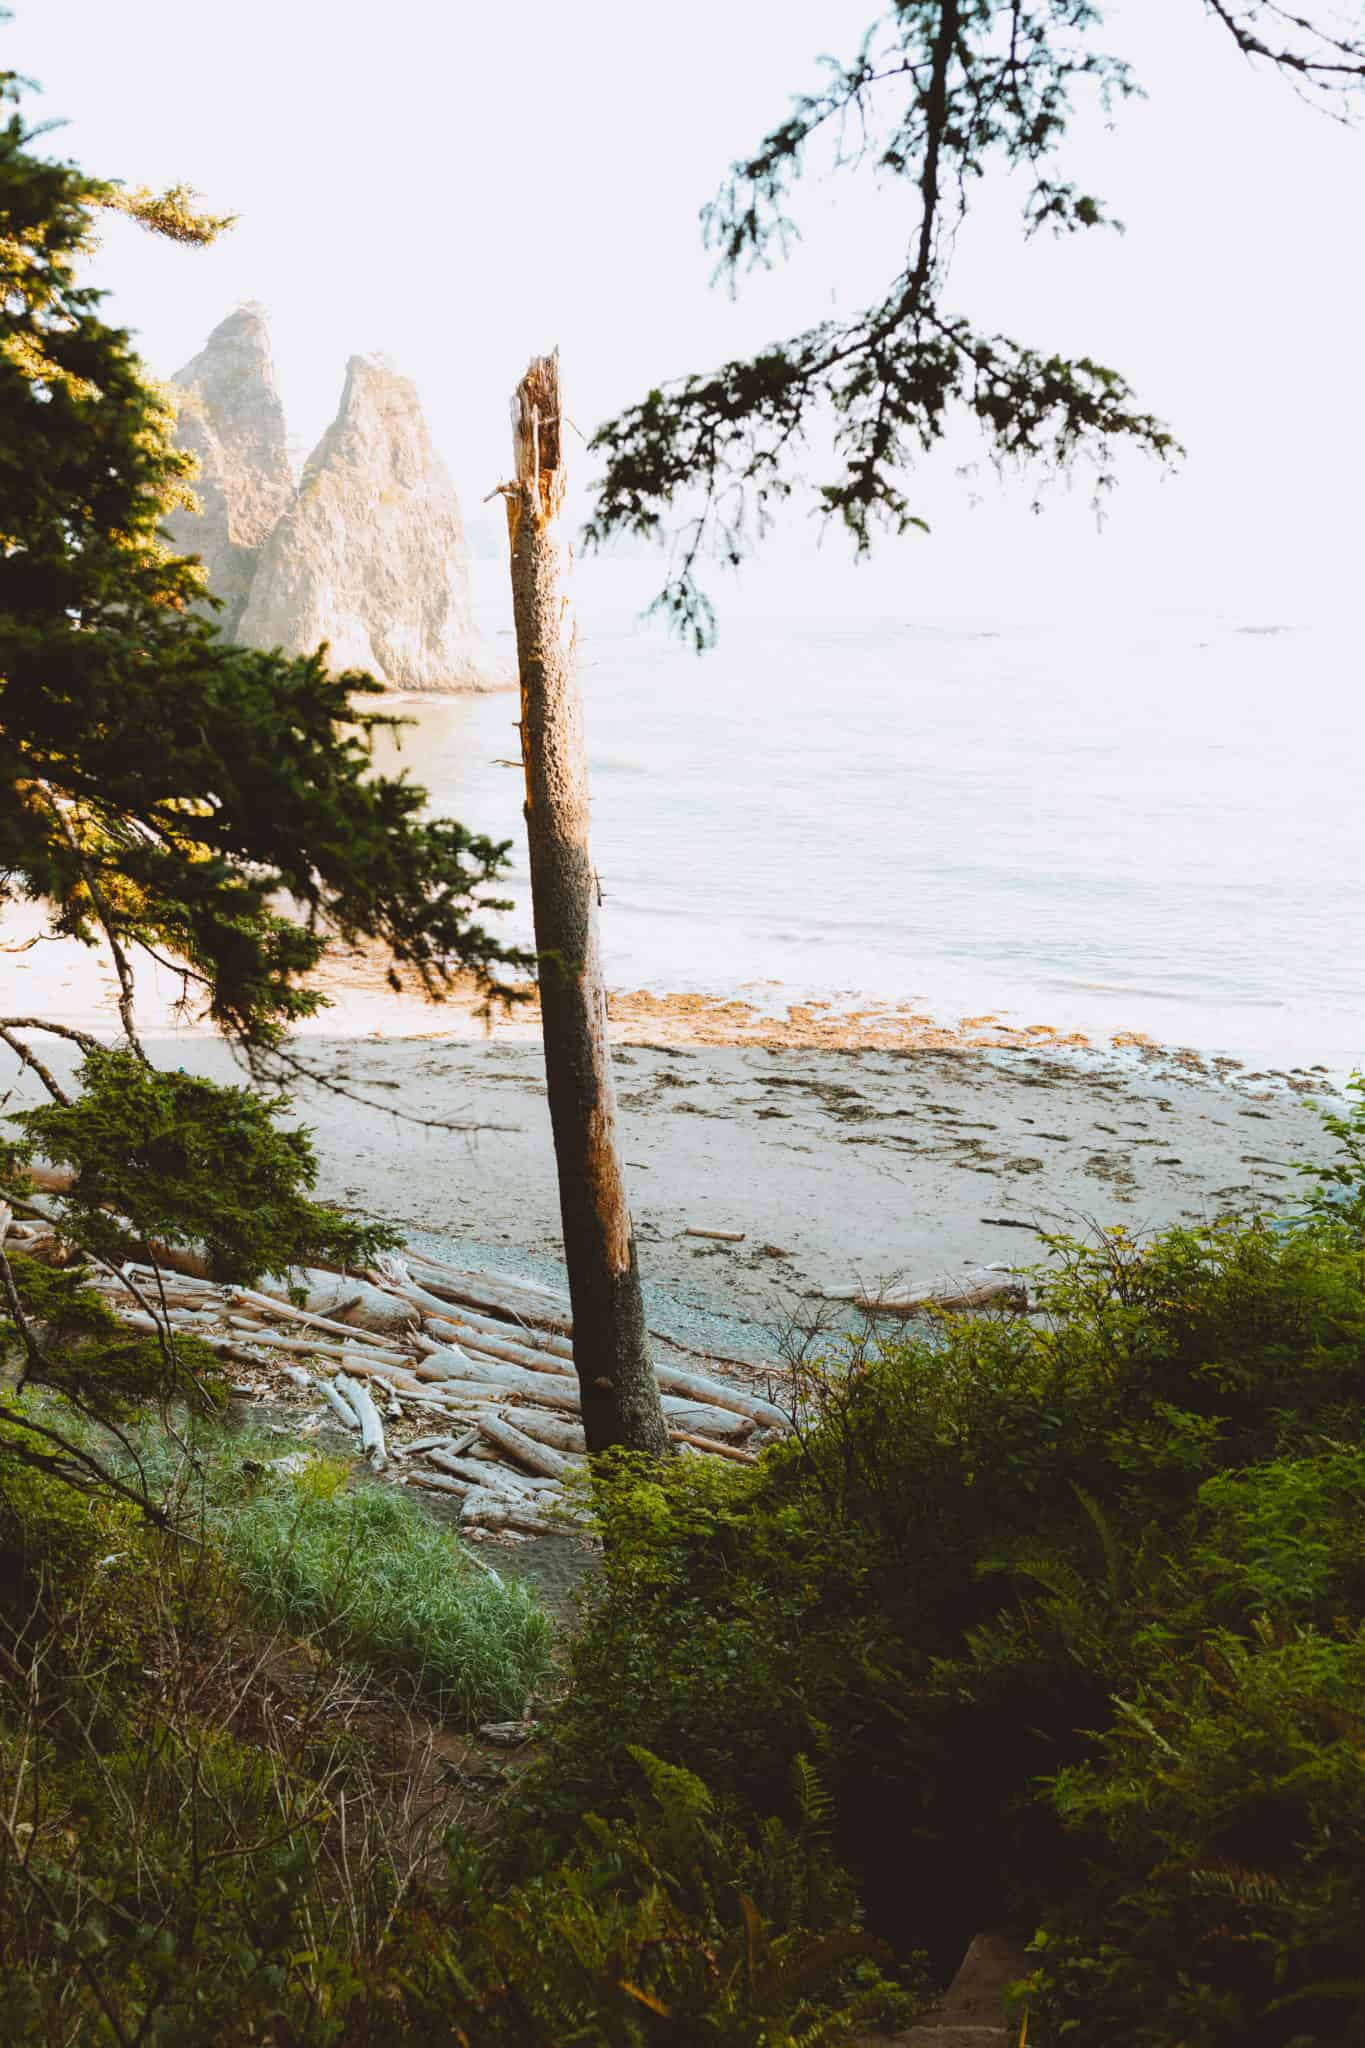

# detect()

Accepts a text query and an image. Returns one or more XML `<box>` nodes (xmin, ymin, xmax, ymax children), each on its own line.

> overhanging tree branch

<box><xmin>586</xmin><ymin>0</ymin><xmax>1364</xmax><ymax>643</ymax></box>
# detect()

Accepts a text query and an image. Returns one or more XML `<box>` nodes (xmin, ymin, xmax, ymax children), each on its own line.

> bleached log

<box><xmin>252</xmin><ymin>1270</ymin><xmax>416</xmax><ymax>1338</ymax></box>
<box><xmin>659</xmin><ymin>1399</ymin><xmax>757</xmax><ymax>1440</ymax></box>
<box><xmin>829</xmin><ymin>1273</ymin><xmax>1028</xmax><ymax>1316</ymax></box>
<box><xmin>244</xmin><ymin>1328</ymin><xmax>412</xmax><ymax>1370</ymax></box>
<box><xmin>388</xmin><ymin>1370</ymin><xmax>583</xmax><ymax>1415</ymax></box>
<box><xmin>413</xmin><ymin>1294</ymin><xmax>577</xmax><ymax>1361</ymax></box>
<box><xmin>425</xmin><ymin>1450</ymin><xmax>511</xmax><ymax>1488</ymax></box>
<box><xmin>421</xmin><ymin>1316</ymin><xmax>575</xmax><ymax>1379</ymax></box>
<box><xmin>400</xmin><ymin>1260</ymin><xmax>573</xmax><ymax>1337</ymax></box>
<box><xmin>650</xmin><ymin>1364</ymin><xmax>787</xmax><ymax>1430</ymax></box>
<box><xmin>25</xmin><ymin>1161</ymin><xmax>76</xmax><ymax>1193</ymax></box>
<box><xmin>501</xmin><ymin>1409</ymin><xmax>587</xmax><ymax>1455</ymax></box>
<box><xmin>335</xmin><ymin>1373</ymin><xmax>386</xmax><ymax>1471</ymax></box>
<box><xmin>459</xmin><ymin>1487</ymin><xmax>556</xmax><ymax>1535</ymax></box>
<box><xmin>669</xmin><ymin>1430</ymin><xmax>760</xmax><ymax>1464</ymax></box>
<box><xmin>365</xmin><ymin>1272</ymin><xmax>484</xmax><ymax>1323</ymax></box>
<box><xmin>684</xmin><ymin>1227</ymin><xmax>746</xmax><ymax>1243</ymax></box>
<box><xmin>407</xmin><ymin>1428</ymin><xmax>481</xmax><ymax>1457</ymax></box>
<box><xmin>430</xmin><ymin>1360</ymin><xmax>586</xmax><ymax>1413</ymax></box>
<box><xmin>386</xmin><ymin>1388</ymin><xmax>504</xmax><ymax>1420</ymax></box>
<box><xmin>405</xmin><ymin>1246</ymin><xmax>565</xmax><ymax>1305</ymax></box>
<box><xmin>413</xmin><ymin>1356</ymin><xmax>754</xmax><ymax>1440</ymax></box>
<box><xmin>411</xmin><ymin>1343</ymin><xmax>479</xmax><ymax>1381</ymax></box>
<box><xmin>140</xmin><ymin>1244</ymin><xmax>216</xmax><ymax>1281</ymax></box>
<box><xmin>476</xmin><ymin>1414</ymin><xmax>571</xmax><ymax>1481</ymax></box>
<box><xmin>228</xmin><ymin>1286</ymin><xmax>395</xmax><ymax>1350</ymax></box>
<box><xmin>318</xmin><ymin>1353</ymin><xmax>427</xmax><ymax>1396</ymax></box>
<box><xmin>426</xmin><ymin>1450</ymin><xmax>548</xmax><ymax>1497</ymax></box>
<box><xmin>317</xmin><ymin>1378</ymin><xmax>361</xmax><ymax>1430</ymax></box>
<box><xmin>405</xmin><ymin>1467</ymin><xmax>469</xmax><ymax>1497</ymax></box>
<box><xmin>419</xmin><ymin>1351</ymin><xmax>567</xmax><ymax>1399</ymax></box>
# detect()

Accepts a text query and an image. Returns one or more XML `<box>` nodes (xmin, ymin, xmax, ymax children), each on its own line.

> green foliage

<box><xmin>98</xmin><ymin>1420</ymin><xmax>552</xmax><ymax>1721</ymax></box>
<box><xmin>0</xmin><ymin>1469</ymin><xmax>373</xmax><ymax>2046</ymax></box>
<box><xmin>0</xmin><ymin>1454</ymin><xmax>913</xmax><ymax>2047</ymax></box>
<box><xmin>0</xmin><ymin>1252</ymin><xmax>222</xmax><ymax>1519</ymax></box>
<box><xmin>507</xmin><ymin>1190</ymin><xmax>1365</xmax><ymax>2035</ymax></box>
<box><xmin>214</xmin><ymin>1445</ymin><xmax>553</xmax><ymax>1720</ymax></box>
<box><xmin>0</xmin><ymin>50</ymin><xmax>533</xmax><ymax>1532</ymax></box>
<box><xmin>407</xmin><ymin>1745</ymin><xmax>922</xmax><ymax>2046</ymax></box>
<box><xmin>1032</xmin><ymin>1623</ymin><xmax>1365</xmax><ymax>2046</ymax></box>
<box><xmin>12</xmin><ymin>1045</ymin><xmax>394</xmax><ymax>1280</ymax></box>
<box><xmin>585</xmin><ymin>2</ymin><xmax>1365</xmax><ymax>642</ymax></box>
<box><xmin>7</xmin><ymin>1199</ymin><xmax>1363</xmax><ymax>2041</ymax></box>
<box><xmin>0</xmin><ymin>1249</ymin><xmax>214</xmax><ymax>1411</ymax></box>
<box><xmin>1293</xmin><ymin>1069</ymin><xmax>1365</xmax><ymax>1240</ymax></box>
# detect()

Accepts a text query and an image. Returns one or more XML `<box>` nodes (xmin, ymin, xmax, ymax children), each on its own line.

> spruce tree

<box><xmin>0</xmin><ymin>68</ymin><xmax>526</xmax><ymax>1501</ymax></box>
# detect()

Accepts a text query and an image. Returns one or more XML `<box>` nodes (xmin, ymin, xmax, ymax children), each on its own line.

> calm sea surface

<box><xmin>371</xmin><ymin>566</ymin><xmax>1363</xmax><ymax>1072</ymax></box>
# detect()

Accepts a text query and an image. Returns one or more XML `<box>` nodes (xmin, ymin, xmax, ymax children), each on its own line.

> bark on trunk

<box><xmin>504</xmin><ymin>356</ymin><xmax>669</xmax><ymax>1456</ymax></box>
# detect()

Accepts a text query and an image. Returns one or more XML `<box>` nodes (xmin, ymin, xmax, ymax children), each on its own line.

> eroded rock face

<box><xmin>164</xmin><ymin>305</ymin><xmax>295</xmax><ymax>637</ymax></box>
<box><xmin>239</xmin><ymin>354</ymin><xmax>498</xmax><ymax>691</ymax></box>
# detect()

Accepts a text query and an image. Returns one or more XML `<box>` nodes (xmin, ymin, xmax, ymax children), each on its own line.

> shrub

<box><xmin>408</xmin><ymin>1748</ymin><xmax>924</xmax><ymax>2045</ymax></box>
<box><xmin>508</xmin><ymin>1209</ymin><xmax>1365</xmax><ymax>2034</ymax></box>
<box><xmin>0</xmin><ymin>1455</ymin><xmax>916</xmax><ymax>2047</ymax></box>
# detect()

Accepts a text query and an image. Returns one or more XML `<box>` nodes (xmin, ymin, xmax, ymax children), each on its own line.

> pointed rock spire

<box><xmin>239</xmin><ymin>354</ymin><xmax>498</xmax><ymax>691</ymax></box>
<box><xmin>164</xmin><ymin>304</ymin><xmax>295</xmax><ymax>637</ymax></box>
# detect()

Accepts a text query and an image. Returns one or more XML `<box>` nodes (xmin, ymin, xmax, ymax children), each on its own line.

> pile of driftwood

<box><xmin>4</xmin><ymin>1220</ymin><xmax>789</xmax><ymax>1539</ymax></box>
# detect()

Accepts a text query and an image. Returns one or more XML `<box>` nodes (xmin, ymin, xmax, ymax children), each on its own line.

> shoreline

<box><xmin>2</xmin><ymin>907</ymin><xmax>1348</xmax><ymax>1083</ymax></box>
<box><xmin>0</xmin><ymin>971</ymin><xmax>1335</xmax><ymax>1357</ymax></box>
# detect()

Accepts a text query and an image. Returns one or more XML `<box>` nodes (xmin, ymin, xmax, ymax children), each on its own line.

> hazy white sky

<box><xmin>12</xmin><ymin>0</ymin><xmax>1364</xmax><ymax>622</ymax></box>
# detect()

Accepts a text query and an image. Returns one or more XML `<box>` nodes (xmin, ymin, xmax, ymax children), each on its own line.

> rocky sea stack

<box><xmin>167</xmin><ymin>311</ymin><xmax>503</xmax><ymax>692</ymax></box>
<box><xmin>163</xmin><ymin>305</ymin><xmax>294</xmax><ymax>639</ymax></box>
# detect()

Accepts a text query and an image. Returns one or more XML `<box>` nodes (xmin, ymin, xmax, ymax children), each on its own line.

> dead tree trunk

<box><xmin>504</xmin><ymin>352</ymin><xmax>669</xmax><ymax>1459</ymax></box>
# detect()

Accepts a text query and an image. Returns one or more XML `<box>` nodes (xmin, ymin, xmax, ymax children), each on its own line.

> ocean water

<box><xmin>370</xmin><ymin>565</ymin><xmax>1363</xmax><ymax>1072</ymax></box>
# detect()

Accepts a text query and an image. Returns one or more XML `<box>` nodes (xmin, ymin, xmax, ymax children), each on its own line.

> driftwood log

<box><xmin>335</xmin><ymin>1373</ymin><xmax>387</xmax><ymax>1470</ymax></box>
<box><xmin>476</xmin><ymin>1413</ymin><xmax>572</xmax><ymax>1481</ymax></box>
<box><xmin>317</xmin><ymin>1377</ymin><xmax>361</xmax><ymax>1430</ymax></box>
<box><xmin>829</xmin><ymin>1271</ymin><xmax>1028</xmax><ymax>1316</ymax></box>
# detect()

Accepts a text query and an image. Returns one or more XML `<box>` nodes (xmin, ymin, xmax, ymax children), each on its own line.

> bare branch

<box><xmin>0</xmin><ymin>1025</ymin><xmax>73</xmax><ymax>1106</ymax></box>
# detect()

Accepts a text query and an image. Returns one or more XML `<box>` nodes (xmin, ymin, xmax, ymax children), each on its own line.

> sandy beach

<box><xmin>0</xmin><ymin>926</ymin><xmax>1335</xmax><ymax>1355</ymax></box>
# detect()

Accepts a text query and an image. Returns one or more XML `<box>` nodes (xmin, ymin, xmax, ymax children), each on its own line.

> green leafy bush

<box><xmin>1293</xmin><ymin>1070</ymin><xmax>1365</xmax><ymax>1241</ymax></box>
<box><xmin>508</xmin><ymin>1205</ymin><xmax>1365</xmax><ymax>2037</ymax></box>
<box><xmin>410</xmin><ymin>1747</ymin><xmax>923</xmax><ymax>2045</ymax></box>
<box><xmin>0</xmin><ymin>1454</ymin><xmax>914</xmax><ymax>2047</ymax></box>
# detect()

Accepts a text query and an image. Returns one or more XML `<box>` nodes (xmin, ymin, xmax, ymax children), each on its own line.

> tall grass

<box><xmin>223</xmin><ymin>1456</ymin><xmax>552</xmax><ymax>1720</ymax></box>
<box><xmin>20</xmin><ymin>1404</ymin><xmax>554</xmax><ymax>1724</ymax></box>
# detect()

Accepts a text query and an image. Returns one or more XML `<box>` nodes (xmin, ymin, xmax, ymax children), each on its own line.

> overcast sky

<box><xmin>12</xmin><ymin>0</ymin><xmax>1364</xmax><ymax>621</ymax></box>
